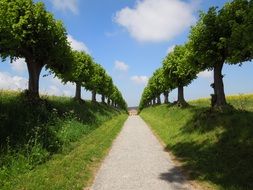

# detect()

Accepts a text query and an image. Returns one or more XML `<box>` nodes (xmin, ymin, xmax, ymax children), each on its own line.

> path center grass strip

<box><xmin>2</xmin><ymin>114</ymin><xmax>127</xmax><ymax>190</ymax></box>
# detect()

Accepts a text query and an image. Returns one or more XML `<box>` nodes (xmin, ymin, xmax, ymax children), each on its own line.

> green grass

<box><xmin>140</xmin><ymin>94</ymin><xmax>253</xmax><ymax>190</ymax></box>
<box><xmin>0</xmin><ymin>90</ymin><xmax>128</xmax><ymax>189</ymax></box>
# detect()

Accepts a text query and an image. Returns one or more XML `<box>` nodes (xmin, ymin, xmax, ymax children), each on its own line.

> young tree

<box><xmin>0</xmin><ymin>0</ymin><xmax>72</xmax><ymax>98</ymax></box>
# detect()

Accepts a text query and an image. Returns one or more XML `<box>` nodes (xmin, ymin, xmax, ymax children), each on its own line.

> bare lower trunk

<box><xmin>213</xmin><ymin>62</ymin><xmax>227</xmax><ymax>107</ymax></box>
<box><xmin>107</xmin><ymin>98</ymin><xmax>110</xmax><ymax>105</ymax></box>
<box><xmin>178</xmin><ymin>85</ymin><xmax>187</xmax><ymax>106</ymax></box>
<box><xmin>101</xmin><ymin>94</ymin><xmax>105</xmax><ymax>103</ymax></box>
<box><xmin>26</xmin><ymin>60</ymin><xmax>43</xmax><ymax>98</ymax></box>
<box><xmin>163</xmin><ymin>91</ymin><xmax>169</xmax><ymax>104</ymax></box>
<box><xmin>92</xmin><ymin>90</ymin><xmax>96</xmax><ymax>102</ymax></box>
<box><xmin>157</xmin><ymin>95</ymin><xmax>161</xmax><ymax>104</ymax></box>
<box><xmin>152</xmin><ymin>98</ymin><xmax>156</xmax><ymax>105</ymax></box>
<box><xmin>75</xmin><ymin>83</ymin><xmax>81</xmax><ymax>100</ymax></box>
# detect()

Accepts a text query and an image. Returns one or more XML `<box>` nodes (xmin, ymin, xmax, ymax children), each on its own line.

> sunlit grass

<box><xmin>140</xmin><ymin>94</ymin><xmax>253</xmax><ymax>190</ymax></box>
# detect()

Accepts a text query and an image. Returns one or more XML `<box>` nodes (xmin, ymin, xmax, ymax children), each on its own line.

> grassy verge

<box><xmin>140</xmin><ymin>94</ymin><xmax>253</xmax><ymax>190</ymax></box>
<box><xmin>2</xmin><ymin>114</ymin><xmax>127</xmax><ymax>190</ymax></box>
<box><xmin>0</xmin><ymin>90</ymin><xmax>127</xmax><ymax>189</ymax></box>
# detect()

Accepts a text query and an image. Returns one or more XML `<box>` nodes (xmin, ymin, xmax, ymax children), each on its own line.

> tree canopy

<box><xmin>0</xmin><ymin>0</ymin><xmax>127</xmax><ymax>109</ymax></box>
<box><xmin>139</xmin><ymin>0</ymin><xmax>252</xmax><ymax>110</ymax></box>
<box><xmin>0</xmin><ymin>0</ymin><xmax>72</xmax><ymax>97</ymax></box>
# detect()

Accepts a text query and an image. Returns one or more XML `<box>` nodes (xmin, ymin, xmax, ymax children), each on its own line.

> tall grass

<box><xmin>0</xmin><ymin>90</ymin><xmax>126</xmax><ymax>189</ymax></box>
<box><xmin>140</xmin><ymin>94</ymin><xmax>253</xmax><ymax>190</ymax></box>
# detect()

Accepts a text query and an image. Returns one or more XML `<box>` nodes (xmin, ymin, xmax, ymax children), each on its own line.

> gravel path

<box><xmin>91</xmin><ymin>116</ymin><xmax>194</xmax><ymax>190</ymax></box>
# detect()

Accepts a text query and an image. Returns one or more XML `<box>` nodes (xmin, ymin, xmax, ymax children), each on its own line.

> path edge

<box><xmin>84</xmin><ymin>116</ymin><xmax>129</xmax><ymax>190</ymax></box>
<box><xmin>139</xmin><ymin>115</ymin><xmax>209</xmax><ymax>190</ymax></box>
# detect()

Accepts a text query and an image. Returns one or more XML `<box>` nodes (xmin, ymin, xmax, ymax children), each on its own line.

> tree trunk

<box><xmin>101</xmin><ymin>94</ymin><xmax>105</xmax><ymax>103</ymax></box>
<box><xmin>213</xmin><ymin>62</ymin><xmax>227</xmax><ymax>107</ymax></box>
<box><xmin>75</xmin><ymin>83</ymin><xmax>81</xmax><ymax>100</ymax></box>
<box><xmin>164</xmin><ymin>91</ymin><xmax>169</xmax><ymax>104</ymax></box>
<box><xmin>152</xmin><ymin>98</ymin><xmax>156</xmax><ymax>105</ymax></box>
<box><xmin>92</xmin><ymin>90</ymin><xmax>96</xmax><ymax>102</ymax></box>
<box><xmin>26</xmin><ymin>60</ymin><xmax>43</xmax><ymax>98</ymax></box>
<box><xmin>178</xmin><ymin>85</ymin><xmax>187</xmax><ymax>106</ymax></box>
<box><xmin>157</xmin><ymin>95</ymin><xmax>161</xmax><ymax>104</ymax></box>
<box><xmin>107</xmin><ymin>98</ymin><xmax>110</xmax><ymax>105</ymax></box>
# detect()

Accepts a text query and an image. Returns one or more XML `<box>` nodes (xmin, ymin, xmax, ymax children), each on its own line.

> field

<box><xmin>0</xmin><ymin>90</ymin><xmax>127</xmax><ymax>190</ymax></box>
<box><xmin>140</xmin><ymin>94</ymin><xmax>253</xmax><ymax>190</ymax></box>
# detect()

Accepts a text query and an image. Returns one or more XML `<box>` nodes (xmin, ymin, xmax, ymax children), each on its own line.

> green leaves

<box><xmin>140</xmin><ymin>0</ymin><xmax>253</xmax><ymax>110</ymax></box>
<box><xmin>163</xmin><ymin>44</ymin><xmax>197</xmax><ymax>88</ymax></box>
<box><xmin>0</xmin><ymin>0</ymin><xmax>127</xmax><ymax>107</ymax></box>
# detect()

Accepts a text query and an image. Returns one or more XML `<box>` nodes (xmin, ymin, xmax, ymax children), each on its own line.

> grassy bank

<box><xmin>0</xmin><ymin>90</ymin><xmax>127</xmax><ymax>189</ymax></box>
<box><xmin>140</xmin><ymin>94</ymin><xmax>253</xmax><ymax>190</ymax></box>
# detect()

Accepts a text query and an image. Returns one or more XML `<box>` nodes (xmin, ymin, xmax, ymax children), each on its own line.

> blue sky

<box><xmin>0</xmin><ymin>0</ymin><xmax>252</xmax><ymax>107</ymax></box>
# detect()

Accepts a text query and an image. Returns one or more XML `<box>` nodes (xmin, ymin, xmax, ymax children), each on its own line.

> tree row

<box><xmin>0</xmin><ymin>0</ymin><xmax>127</xmax><ymax>110</ymax></box>
<box><xmin>139</xmin><ymin>0</ymin><xmax>253</xmax><ymax>110</ymax></box>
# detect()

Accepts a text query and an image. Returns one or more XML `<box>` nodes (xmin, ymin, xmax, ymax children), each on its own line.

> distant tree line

<box><xmin>0</xmin><ymin>0</ymin><xmax>127</xmax><ymax>110</ymax></box>
<box><xmin>139</xmin><ymin>0</ymin><xmax>253</xmax><ymax>111</ymax></box>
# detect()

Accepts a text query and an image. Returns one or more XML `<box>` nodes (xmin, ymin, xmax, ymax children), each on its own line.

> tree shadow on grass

<box><xmin>166</xmin><ymin>107</ymin><xmax>253</xmax><ymax>190</ymax></box>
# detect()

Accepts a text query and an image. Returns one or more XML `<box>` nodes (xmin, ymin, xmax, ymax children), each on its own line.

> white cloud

<box><xmin>42</xmin><ymin>76</ymin><xmax>75</xmax><ymax>96</ymax></box>
<box><xmin>47</xmin><ymin>85</ymin><xmax>61</xmax><ymax>96</ymax></box>
<box><xmin>197</xmin><ymin>70</ymin><xmax>213</xmax><ymax>79</ymax></box>
<box><xmin>166</xmin><ymin>45</ymin><xmax>176</xmax><ymax>54</ymax></box>
<box><xmin>131</xmin><ymin>75</ymin><xmax>149</xmax><ymax>85</ymax></box>
<box><xmin>0</xmin><ymin>71</ymin><xmax>76</xmax><ymax>97</ymax></box>
<box><xmin>114</xmin><ymin>60</ymin><xmax>129</xmax><ymax>72</ymax></box>
<box><xmin>52</xmin><ymin>0</ymin><xmax>78</xmax><ymax>14</ymax></box>
<box><xmin>115</xmin><ymin>0</ymin><xmax>197</xmax><ymax>42</ymax></box>
<box><xmin>0</xmin><ymin>72</ymin><xmax>27</xmax><ymax>90</ymax></box>
<box><xmin>67</xmin><ymin>35</ymin><xmax>90</xmax><ymax>54</ymax></box>
<box><xmin>11</xmin><ymin>58</ymin><xmax>27</xmax><ymax>73</ymax></box>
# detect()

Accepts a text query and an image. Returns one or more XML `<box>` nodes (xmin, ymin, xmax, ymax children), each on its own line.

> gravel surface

<box><xmin>91</xmin><ymin>116</ymin><xmax>194</xmax><ymax>190</ymax></box>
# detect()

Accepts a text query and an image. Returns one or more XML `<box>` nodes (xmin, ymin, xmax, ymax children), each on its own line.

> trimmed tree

<box><xmin>71</xmin><ymin>51</ymin><xmax>94</xmax><ymax>101</ymax></box>
<box><xmin>189</xmin><ymin>0</ymin><xmax>252</xmax><ymax>108</ymax></box>
<box><xmin>0</xmin><ymin>0</ymin><xmax>72</xmax><ymax>98</ymax></box>
<box><xmin>163</xmin><ymin>44</ymin><xmax>197</xmax><ymax>106</ymax></box>
<box><xmin>86</xmin><ymin>63</ymin><xmax>105</xmax><ymax>103</ymax></box>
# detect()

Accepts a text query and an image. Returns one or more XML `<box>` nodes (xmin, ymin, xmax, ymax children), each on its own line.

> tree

<box><xmin>139</xmin><ymin>87</ymin><xmax>151</xmax><ymax>111</ymax></box>
<box><xmin>163</xmin><ymin>44</ymin><xmax>197</xmax><ymax>106</ymax></box>
<box><xmin>100</xmin><ymin>75</ymin><xmax>113</xmax><ymax>104</ymax></box>
<box><xmin>86</xmin><ymin>63</ymin><xmax>106</xmax><ymax>102</ymax></box>
<box><xmin>61</xmin><ymin>50</ymin><xmax>93</xmax><ymax>101</ymax></box>
<box><xmin>154</xmin><ymin>68</ymin><xmax>172</xmax><ymax>104</ymax></box>
<box><xmin>0</xmin><ymin>0</ymin><xmax>72</xmax><ymax>98</ymax></box>
<box><xmin>148</xmin><ymin>68</ymin><xmax>171</xmax><ymax>105</ymax></box>
<box><xmin>221</xmin><ymin>0</ymin><xmax>253</xmax><ymax>64</ymax></box>
<box><xmin>189</xmin><ymin>0</ymin><xmax>252</xmax><ymax>108</ymax></box>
